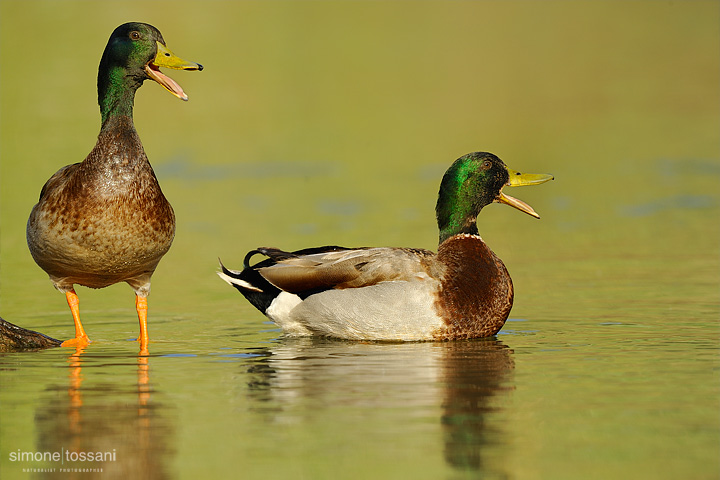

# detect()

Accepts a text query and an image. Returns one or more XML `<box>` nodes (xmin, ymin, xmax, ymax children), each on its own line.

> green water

<box><xmin>1</xmin><ymin>1</ymin><xmax>719</xmax><ymax>479</ymax></box>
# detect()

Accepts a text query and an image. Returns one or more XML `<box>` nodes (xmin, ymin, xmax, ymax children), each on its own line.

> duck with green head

<box><xmin>27</xmin><ymin>22</ymin><xmax>202</xmax><ymax>349</ymax></box>
<box><xmin>218</xmin><ymin>152</ymin><xmax>553</xmax><ymax>341</ymax></box>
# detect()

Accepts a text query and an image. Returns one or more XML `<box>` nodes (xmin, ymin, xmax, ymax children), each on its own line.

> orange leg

<box><xmin>61</xmin><ymin>289</ymin><xmax>90</xmax><ymax>347</ymax></box>
<box><xmin>136</xmin><ymin>295</ymin><xmax>149</xmax><ymax>350</ymax></box>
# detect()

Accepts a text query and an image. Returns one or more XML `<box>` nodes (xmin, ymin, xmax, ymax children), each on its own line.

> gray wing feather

<box><xmin>258</xmin><ymin>247</ymin><xmax>442</xmax><ymax>293</ymax></box>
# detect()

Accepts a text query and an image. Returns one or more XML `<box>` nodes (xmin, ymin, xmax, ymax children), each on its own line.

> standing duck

<box><xmin>218</xmin><ymin>152</ymin><xmax>552</xmax><ymax>341</ymax></box>
<box><xmin>27</xmin><ymin>23</ymin><xmax>203</xmax><ymax>348</ymax></box>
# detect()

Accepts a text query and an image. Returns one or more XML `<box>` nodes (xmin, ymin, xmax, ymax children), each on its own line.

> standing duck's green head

<box><xmin>98</xmin><ymin>22</ymin><xmax>203</xmax><ymax>123</ymax></box>
<box><xmin>436</xmin><ymin>152</ymin><xmax>553</xmax><ymax>244</ymax></box>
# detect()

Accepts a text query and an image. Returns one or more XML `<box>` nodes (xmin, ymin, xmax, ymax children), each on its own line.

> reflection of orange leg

<box><xmin>67</xmin><ymin>346</ymin><xmax>85</xmax><ymax>433</ymax></box>
<box><xmin>61</xmin><ymin>289</ymin><xmax>90</xmax><ymax>347</ymax></box>
<box><xmin>137</xmin><ymin>354</ymin><xmax>150</xmax><ymax>415</ymax></box>
<box><xmin>136</xmin><ymin>295</ymin><xmax>149</xmax><ymax>350</ymax></box>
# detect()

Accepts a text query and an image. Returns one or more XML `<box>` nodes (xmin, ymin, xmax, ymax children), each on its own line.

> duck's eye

<box><xmin>482</xmin><ymin>160</ymin><xmax>492</xmax><ymax>168</ymax></box>
<box><xmin>129</xmin><ymin>31</ymin><xmax>141</xmax><ymax>40</ymax></box>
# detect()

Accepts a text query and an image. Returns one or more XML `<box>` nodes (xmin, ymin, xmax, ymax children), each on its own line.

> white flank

<box><xmin>266</xmin><ymin>292</ymin><xmax>312</xmax><ymax>336</ymax></box>
<box><xmin>288</xmin><ymin>280</ymin><xmax>444</xmax><ymax>341</ymax></box>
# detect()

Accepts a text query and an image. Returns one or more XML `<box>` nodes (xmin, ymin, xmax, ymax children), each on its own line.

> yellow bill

<box><xmin>144</xmin><ymin>42</ymin><xmax>203</xmax><ymax>101</ymax></box>
<box><xmin>496</xmin><ymin>169</ymin><xmax>554</xmax><ymax>218</ymax></box>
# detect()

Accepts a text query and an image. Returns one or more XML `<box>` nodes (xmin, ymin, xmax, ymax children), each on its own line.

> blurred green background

<box><xmin>1</xmin><ymin>1</ymin><xmax>718</xmax><ymax>479</ymax></box>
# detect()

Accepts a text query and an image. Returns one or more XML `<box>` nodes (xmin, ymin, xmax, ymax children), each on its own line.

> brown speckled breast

<box><xmin>432</xmin><ymin>234</ymin><xmax>513</xmax><ymax>340</ymax></box>
<box><xmin>26</xmin><ymin>117</ymin><xmax>175</xmax><ymax>290</ymax></box>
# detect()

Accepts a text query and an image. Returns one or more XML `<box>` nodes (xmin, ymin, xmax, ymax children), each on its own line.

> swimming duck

<box><xmin>26</xmin><ymin>23</ymin><xmax>203</xmax><ymax>348</ymax></box>
<box><xmin>218</xmin><ymin>152</ymin><xmax>552</xmax><ymax>341</ymax></box>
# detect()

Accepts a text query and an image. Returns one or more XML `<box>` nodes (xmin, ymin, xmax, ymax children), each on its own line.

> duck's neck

<box><xmin>436</xmin><ymin>190</ymin><xmax>483</xmax><ymax>244</ymax></box>
<box><xmin>98</xmin><ymin>64</ymin><xmax>142</xmax><ymax>126</ymax></box>
<box><xmin>437</xmin><ymin>211</ymin><xmax>480</xmax><ymax>244</ymax></box>
<box><xmin>435</xmin><ymin>159</ymin><xmax>493</xmax><ymax>245</ymax></box>
<box><xmin>89</xmin><ymin>88</ymin><xmax>147</xmax><ymax>173</ymax></box>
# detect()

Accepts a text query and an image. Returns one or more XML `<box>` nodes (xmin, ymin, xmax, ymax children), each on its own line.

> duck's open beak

<box><xmin>144</xmin><ymin>42</ymin><xmax>203</xmax><ymax>101</ymax></box>
<box><xmin>496</xmin><ymin>169</ymin><xmax>554</xmax><ymax>218</ymax></box>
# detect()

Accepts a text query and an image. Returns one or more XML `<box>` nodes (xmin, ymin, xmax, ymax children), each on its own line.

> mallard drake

<box><xmin>26</xmin><ymin>23</ymin><xmax>202</xmax><ymax>348</ymax></box>
<box><xmin>218</xmin><ymin>152</ymin><xmax>552</xmax><ymax>341</ymax></box>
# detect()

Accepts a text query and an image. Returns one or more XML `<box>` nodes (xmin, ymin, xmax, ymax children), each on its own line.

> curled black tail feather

<box><xmin>220</xmin><ymin>245</ymin><xmax>352</xmax><ymax>315</ymax></box>
<box><xmin>243</xmin><ymin>250</ymin><xmax>265</xmax><ymax>269</ymax></box>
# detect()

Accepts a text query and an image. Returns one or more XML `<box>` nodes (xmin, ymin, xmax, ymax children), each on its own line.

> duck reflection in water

<box><xmin>34</xmin><ymin>345</ymin><xmax>174</xmax><ymax>480</ymax></box>
<box><xmin>243</xmin><ymin>337</ymin><xmax>514</xmax><ymax>474</ymax></box>
<box><xmin>440</xmin><ymin>339</ymin><xmax>515</xmax><ymax>471</ymax></box>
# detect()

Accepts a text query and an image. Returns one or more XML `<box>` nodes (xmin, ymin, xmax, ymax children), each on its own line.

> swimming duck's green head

<box><xmin>436</xmin><ymin>152</ymin><xmax>553</xmax><ymax>244</ymax></box>
<box><xmin>98</xmin><ymin>22</ymin><xmax>203</xmax><ymax>123</ymax></box>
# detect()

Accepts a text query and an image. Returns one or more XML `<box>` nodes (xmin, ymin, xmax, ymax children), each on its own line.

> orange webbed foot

<box><xmin>63</xmin><ymin>289</ymin><xmax>89</xmax><ymax>347</ymax></box>
<box><xmin>61</xmin><ymin>335</ymin><xmax>91</xmax><ymax>348</ymax></box>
